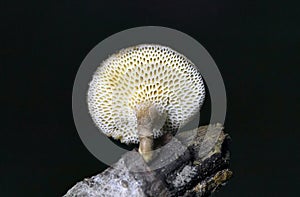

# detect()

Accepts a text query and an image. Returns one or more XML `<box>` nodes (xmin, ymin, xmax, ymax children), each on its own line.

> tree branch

<box><xmin>64</xmin><ymin>123</ymin><xmax>232</xmax><ymax>197</ymax></box>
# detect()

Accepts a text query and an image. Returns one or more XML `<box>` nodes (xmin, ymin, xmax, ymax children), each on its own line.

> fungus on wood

<box><xmin>87</xmin><ymin>44</ymin><xmax>205</xmax><ymax>162</ymax></box>
<box><xmin>66</xmin><ymin>44</ymin><xmax>232</xmax><ymax>196</ymax></box>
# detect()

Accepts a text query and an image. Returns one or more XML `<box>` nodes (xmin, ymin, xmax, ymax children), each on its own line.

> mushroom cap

<box><xmin>87</xmin><ymin>44</ymin><xmax>205</xmax><ymax>144</ymax></box>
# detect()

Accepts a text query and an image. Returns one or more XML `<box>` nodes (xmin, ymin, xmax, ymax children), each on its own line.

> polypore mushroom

<box><xmin>87</xmin><ymin>44</ymin><xmax>205</xmax><ymax>162</ymax></box>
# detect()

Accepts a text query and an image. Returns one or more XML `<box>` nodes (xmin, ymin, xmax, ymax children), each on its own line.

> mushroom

<box><xmin>87</xmin><ymin>44</ymin><xmax>205</xmax><ymax>162</ymax></box>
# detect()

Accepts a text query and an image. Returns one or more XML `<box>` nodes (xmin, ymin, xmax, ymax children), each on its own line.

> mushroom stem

<box><xmin>138</xmin><ymin>127</ymin><xmax>154</xmax><ymax>163</ymax></box>
<box><xmin>137</xmin><ymin>104</ymin><xmax>165</xmax><ymax>162</ymax></box>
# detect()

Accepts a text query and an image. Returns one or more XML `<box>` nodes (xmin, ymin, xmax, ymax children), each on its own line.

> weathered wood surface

<box><xmin>64</xmin><ymin>123</ymin><xmax>232</xmax><ymax>197</ymax></box>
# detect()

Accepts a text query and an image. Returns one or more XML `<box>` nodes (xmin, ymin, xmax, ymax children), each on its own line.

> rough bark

<box><xmin>64</xmin><ymin>123</ymin><xmax>232</xmax><ymax>197</ymax></box>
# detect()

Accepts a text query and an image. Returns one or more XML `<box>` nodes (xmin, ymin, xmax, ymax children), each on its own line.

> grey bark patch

<box><xmin>64</xmin><ymin>124</ymin><xmax>232</xmax><ymax>197</ymax></box>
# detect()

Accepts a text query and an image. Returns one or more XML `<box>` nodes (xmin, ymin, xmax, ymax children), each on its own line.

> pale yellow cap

<box><xmin>87</xmin><ymin>44</ymin><xmax>205</xmax><ymax>144</ymax></box>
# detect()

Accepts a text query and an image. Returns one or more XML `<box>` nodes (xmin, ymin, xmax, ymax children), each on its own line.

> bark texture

<box><xmin>64</xmin><ymin>123</ymin><xmax>232</xmax><ymax>197</ymax></box>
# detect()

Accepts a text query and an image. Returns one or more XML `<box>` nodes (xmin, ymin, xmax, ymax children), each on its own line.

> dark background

<box><xmin>1</xmin><ymin>0</ymin><xmax>299</xmax><ymax>196</ymax></box>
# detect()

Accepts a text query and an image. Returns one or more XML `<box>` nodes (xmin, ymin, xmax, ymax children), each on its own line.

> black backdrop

<box><xmin>1</xmin><ymin>1</ymin><xmax>299</xmax><ymax>196</ymax></box>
